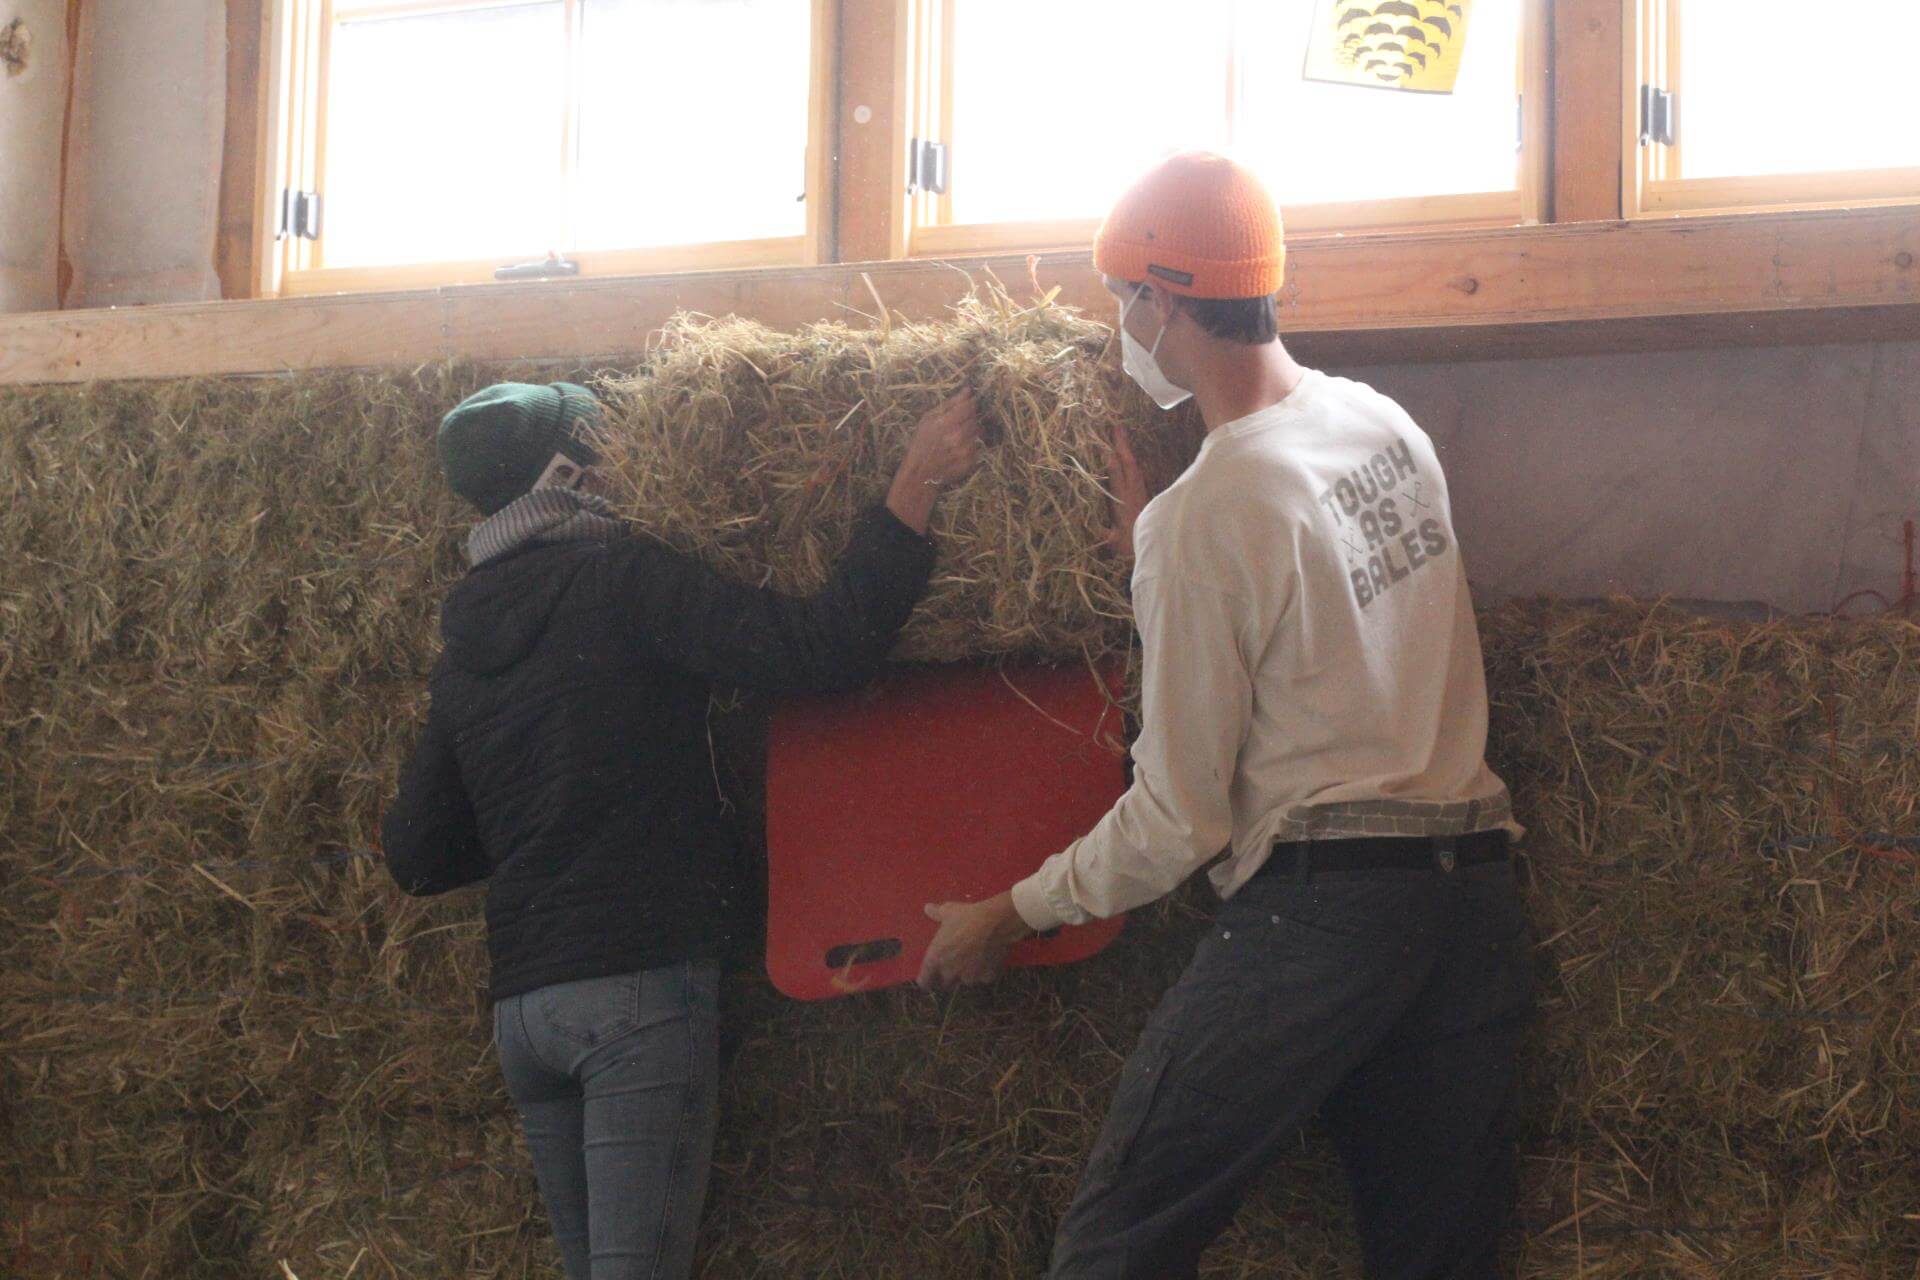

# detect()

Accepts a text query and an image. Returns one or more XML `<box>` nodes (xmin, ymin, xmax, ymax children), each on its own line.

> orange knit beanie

<box><xmin>1093</xmin><ymin>152</ymin><xmax>1285</xmax><ymax>300</ymax></box>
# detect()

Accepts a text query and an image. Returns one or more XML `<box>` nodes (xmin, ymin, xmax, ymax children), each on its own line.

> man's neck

<box><xmin>1190</xmin><ymin>339</ymin><xmax>1307</xmax><ymax>433</ymax></box>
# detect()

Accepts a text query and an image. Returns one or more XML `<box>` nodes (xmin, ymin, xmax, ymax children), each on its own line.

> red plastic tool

<box><xmin>765</xmin><ymin>662</ymin><xmax>1130</xmax><ymax>1000</ymax></box>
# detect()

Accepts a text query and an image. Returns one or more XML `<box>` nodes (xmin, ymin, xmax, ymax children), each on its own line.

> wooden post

<box><xmin>216</xmin><ymin>0</ymin><xmax>268</xmax><ymax>300</ymax></box>
<box><xmin>804</xmin><ymin>0</ymin><xmax>839</xmax><ymax>264</ymax></box>
<box><xmin>833</xmin><ymin>0</ymin><xmax>909</xmax><ymax>264</ymax></box>
<box><xmin>1550</xmin><ymin>0</ymin><xmax>1625</xmax><ymax>223</ymax></box>
<box><xmin>55</xmin><ymin>0</ymin><xmax>83</xmax><ymax>306</ymax></box>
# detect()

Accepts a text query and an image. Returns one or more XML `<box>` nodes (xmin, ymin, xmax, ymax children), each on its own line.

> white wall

<box><xmin>0</xmin><ymin>0</ymin><xmax>68</xmax><ymax>313</ymax></box>
<box><xmin>60</xmin><ymin>0</ymin><xmax>225</xmax><ymax>308</ymax></box>
<box><xmin>1346</xmin><ymin>340</ymin><xmax>1920</xmax><ymax>616</ymax></box>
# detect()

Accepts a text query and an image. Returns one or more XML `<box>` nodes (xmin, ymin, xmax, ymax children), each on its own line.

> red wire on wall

<box><xmin>1901</xmin><ymin>518</ymin><xmax>1917</xmax><ymax>616</ymax></box>
<box><xmin>1830</xmin><ymin>517</ymin><xmax>1918</xmax><ymax>618</ymax></box>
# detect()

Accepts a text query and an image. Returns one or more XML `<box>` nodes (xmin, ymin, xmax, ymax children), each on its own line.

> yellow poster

<box><xmin>1303</xmin><ymin>0</ymin><xmax>1475</xmax><ymax>95</ymax></box>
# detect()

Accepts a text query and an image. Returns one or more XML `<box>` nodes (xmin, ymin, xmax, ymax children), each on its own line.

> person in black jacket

<box><xmin>381</xmin><ymin>379</ymin><xmax>982</xmax><ymax>1280</ymax></box>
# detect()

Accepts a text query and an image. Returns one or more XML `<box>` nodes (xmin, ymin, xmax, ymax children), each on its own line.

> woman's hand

<box><xmin>887</xmin><ymin>391</ymin><xmax>985</xmax><ymax>534</ymax></box>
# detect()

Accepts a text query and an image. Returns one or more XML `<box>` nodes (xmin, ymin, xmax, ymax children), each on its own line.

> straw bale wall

<box><xmin>2</xmin><ymin>296</ymin><xmax>1914</xmax><ymax>1277</ymax></box>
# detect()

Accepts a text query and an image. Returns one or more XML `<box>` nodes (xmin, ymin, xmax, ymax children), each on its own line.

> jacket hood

<box><xmin>441</xmin><ymin>544</ymin><xmax>596</xmax><ymax>675</ymax></box>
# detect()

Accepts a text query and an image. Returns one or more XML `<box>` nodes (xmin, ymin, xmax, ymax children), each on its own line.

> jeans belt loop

<box><xmin>1293</xmin><ymin>838</ymin><xmax>1313</xmax><ymax>885</ymax></box>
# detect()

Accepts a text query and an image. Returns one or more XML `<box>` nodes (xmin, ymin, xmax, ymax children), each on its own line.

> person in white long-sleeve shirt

<box><xmin>919</xmin><ymin>152</ymin><xmax>1534</xmax><ymax>1280</ymax></box>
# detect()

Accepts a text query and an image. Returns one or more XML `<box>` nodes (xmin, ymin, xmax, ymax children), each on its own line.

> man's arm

<box><xmin>381</xmin><ymin>708</ymin><xmax>490</xmax><ymax>896</ymax></box>
<box><xmin>919</xmin><ymin>569</ymin><xmax>1256</xmax><ymax>987</ymax></box>
<box><xmin>1011</xmin><ymin>571</ymin><xmax>1252</xmax><ymax>929</ymax></box>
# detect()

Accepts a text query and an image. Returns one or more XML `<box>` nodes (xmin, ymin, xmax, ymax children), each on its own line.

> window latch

<box><xmin>908</xmin><ymin>138</ymin><xmax>949</xmax><ymax>196</ymax></box>
<box><xmin>279</xmin><ymin>189</ymin><xmax>323</xmax><ymax>241</ymax></box>
<box><xmin>1639</xmin><ymin>85</ymin><xmax>1677</xmax><ymax>147</ymax></box>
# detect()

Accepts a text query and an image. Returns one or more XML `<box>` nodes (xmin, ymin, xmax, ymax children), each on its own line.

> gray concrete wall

<box><xmin>1343</xmin><ymin>340</ymin><xmax>1919</xmax><ymax>616</ymax></box>
<box><xmin>59</xmin><ymin>0</ymin><xmax>225</xmax><ymax>308</ymax></box>
<box><xmin>0</xmin><ymin>0</ymin><xmax>68</xmax><ymax>313</ymax></box>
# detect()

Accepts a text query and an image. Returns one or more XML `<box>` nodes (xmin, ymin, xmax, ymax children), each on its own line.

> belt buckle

<box><xmin>1433</xmin><ymin>835</ymin><xmax>1458</xmax><ymax>874</ymax></box>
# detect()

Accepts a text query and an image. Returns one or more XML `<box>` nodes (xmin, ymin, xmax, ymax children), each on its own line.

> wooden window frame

<box><xmin>1625</xmin><ymin>0</ymin><xmax>1920</xmax><ymax>219</ymax></box>
<box><xmin>898</xmin><ymin>0</ymin><xmax>1551</xmax><ymax>261</ymax></box>
<box><xmin>18</xmin><ymin>0</ymin><xmax>1907</xmax><ymax>380</ymax></box>
<box><xmin>260</xmin><ymin>0</ymin><xmax>837</xmax><ymax>297</ymax></box>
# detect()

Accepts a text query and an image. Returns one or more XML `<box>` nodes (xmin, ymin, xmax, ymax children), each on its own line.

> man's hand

<box><xmin>887</xmin><ymin>391</ymin><xmax>984</xmax><ymax>535</ymax></box>
<box><xmin>917</xmin><ymin>890</ymin><xmax>1033</xmax><ymax>991</ymax></box>
<box><xmin>1105</xmin><ymin>421</ymin><xmax>1150</xmax><ymax>560</ymax></box>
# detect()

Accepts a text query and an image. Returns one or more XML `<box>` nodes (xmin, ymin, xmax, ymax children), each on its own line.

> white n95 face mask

<box><xmin>1120</xmin><ymin>284</ymin><xmax>1192</xmax><ymax>411</ymax></box>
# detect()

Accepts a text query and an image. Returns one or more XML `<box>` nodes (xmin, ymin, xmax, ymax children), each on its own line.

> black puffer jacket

<box><xmin>380</xmin><ymin>507</ymin><xmax>934</xmax><ymax>1000</ymax></box>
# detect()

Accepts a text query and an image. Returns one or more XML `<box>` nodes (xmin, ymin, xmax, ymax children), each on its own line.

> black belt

<box><xmin>1265</xmin><ymin>829</ymin><xmax>1509</xmax><ymax>879</ymax></box>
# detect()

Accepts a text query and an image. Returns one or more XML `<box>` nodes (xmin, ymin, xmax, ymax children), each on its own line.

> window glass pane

<box><xmin>1675</xmin><ymin>2</ymin><xmax>1920</xmax><ymax>179</ymax></box>
<box><xmin>947</xmin><ymin>0</ymin><xmax>1235</xmax><ymax>225</ymax></box>
<box><xmin>573</xmin><ymin>0</ymin><xmax>810</xmax><ymax>250</ymax></box>
<box><xmin>1234</xmin><ymin>0</ymin><xmax>1523</xmax><ymax>206</ymax></box>
<box><xmin>325</xmin><ymin>3</ymin><xmax>566</xmax><ymax>268</ymax></box>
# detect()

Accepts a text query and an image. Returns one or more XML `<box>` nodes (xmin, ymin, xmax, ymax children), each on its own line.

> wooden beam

<box><xmin>55</xmin><ymin>0</ymin><xmax>83</xmax><ymax>306</ymax></box>
<box><xmin>1550</xmin><ymin>0</ymin><xmax>1624</xmax><ymax>223</ymax></box>
<box><xmin>804</xmin><ymin>0</ymin><xmax>839</xmax><ymax>265</ymax></box>
<box><xmin>3</xmin><ymin>208</ymin><xmax>1915</xmax><ymax>386</ymax></box>
<box><xmin>216</xmin><ymin>0</ymin><xmax>267</xmax><ymax>300</ymax></box>
<box><xmin>1518</xmin><ymin>0</ymin><xmax>1552</xmax><ymax>224</ymax></box>
<box><xmin>254</xmin><ymin>0</ymin><xmax>293</xmax><ymax>298</ymax></box>
<box><xmin>833</xmin><ymin>0</ymin><xmax>908</xmax><ymax>263</ymax></box>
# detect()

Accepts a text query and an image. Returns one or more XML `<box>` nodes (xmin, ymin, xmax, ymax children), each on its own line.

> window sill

<box><xmin>279</xmin><ymin>237</ymin><xmax>811</xmax><ymax>298</ymax></box>
<box><xmin>1637</xmin><ymin>173</ymin><xmax>1920</xmax><ymax>220</ymax></box>
<box><xmin>3</xmin><ymin>205</ymin><xmax>1913</xmax><ymax>386</ymax></box>
<box><xmin>909</xmin><ymin>193</ymin><xmax>1532</xmax><ymax>260</ymax></box>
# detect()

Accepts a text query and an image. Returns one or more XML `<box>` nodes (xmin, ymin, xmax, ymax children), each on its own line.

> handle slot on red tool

<box><xmin>824</xmin><ymin>938</ymin><xmax>903</xmax><ymax>969</ymax></box>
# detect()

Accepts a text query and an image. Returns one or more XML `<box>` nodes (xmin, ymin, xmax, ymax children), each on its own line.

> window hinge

<box><xmin>279</xmin><ymin>188</ymin><xmax>323</xmax><ymax>241</ymax></box>
<box><xmin>908</xmin><ymin>137</ymin><xmax>949</xmax><ymax>195</ymax></box>
<box><xmin>1639</xmin><ymin>84</ymin><xmax>1677</xmax><ymax>147</ymax></box>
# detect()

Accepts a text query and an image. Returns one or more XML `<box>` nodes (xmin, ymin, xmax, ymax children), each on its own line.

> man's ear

<box><xmin>1147</xmin><ymin>283</ymin><xmax>1179</xmax><ymax>327</ymax></box>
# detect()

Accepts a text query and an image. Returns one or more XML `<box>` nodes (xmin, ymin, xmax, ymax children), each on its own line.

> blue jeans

<box><xmin>494</xmin><ymin>962</ymin><xmax>722</xmax><ymax>1280</ymax></box>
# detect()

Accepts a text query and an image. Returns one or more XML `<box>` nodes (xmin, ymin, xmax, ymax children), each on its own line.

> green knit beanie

<box><xmin>437</xmin><ymin>381</ymin><xmax>604</xmax><ymax>515</ymax></box>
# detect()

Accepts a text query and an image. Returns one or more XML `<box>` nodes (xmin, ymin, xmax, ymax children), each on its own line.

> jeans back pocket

<box><xmin>536</xmin><ymin>971</ymin><xmax>646</xmax><ymax>1048</ymax></box>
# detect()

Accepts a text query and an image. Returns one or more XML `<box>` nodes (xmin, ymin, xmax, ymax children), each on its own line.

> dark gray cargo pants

<box><xmin>1051</xmin><ymin>850</ymin><xmax>1533</xmax><ymax>1279</ymax></box>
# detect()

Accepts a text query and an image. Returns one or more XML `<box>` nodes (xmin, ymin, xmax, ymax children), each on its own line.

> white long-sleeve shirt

<box><xmin>1011</xmin><ymin>369</ymin><xmax>1519</xmax><ymax>932</ymax></box>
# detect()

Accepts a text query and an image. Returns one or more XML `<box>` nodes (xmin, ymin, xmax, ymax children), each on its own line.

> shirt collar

<box><xmin>1197</xmin><ymin>368</ymin><xmax>1325</xmax><ymax>458</ymax></box>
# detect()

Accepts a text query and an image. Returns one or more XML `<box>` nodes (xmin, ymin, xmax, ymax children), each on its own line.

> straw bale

<box><xmin>3</xmin><ymin>1113</ymin><xmax>251</xmax><ymax>1279</ymax></box>
<box><xmin>251</xmin><ymin>1109</ymin><xmax>541</xmax><ymax>1279</ymax></box>
<box><xmin>1</xmin><ymin>369</ymin><xmax>483</xmax><ymax>682</ymax></box>
<box><xmin>1483</xmin><ymin>600</ymin><xmax>1920</xmax><ymax>1277</ymax></box>
<box><xmin>596</xmin><ymin>293</ymin><xmax>1201</xmax><ymax>666</ymax></box>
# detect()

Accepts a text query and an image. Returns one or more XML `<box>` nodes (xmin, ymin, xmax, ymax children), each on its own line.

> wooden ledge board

<box><xmin>3</xmin><ymin>208</ymin><xmax>1915</xmax><ymax>386</ymax></box>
